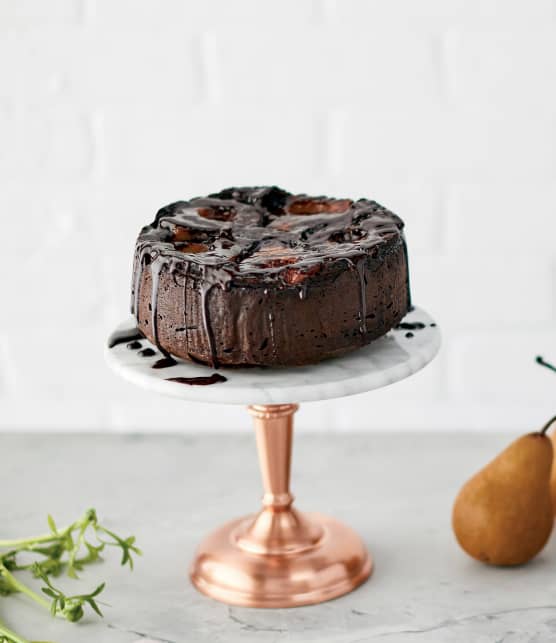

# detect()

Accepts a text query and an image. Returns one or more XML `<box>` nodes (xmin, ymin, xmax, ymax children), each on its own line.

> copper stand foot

<box><xmin>190</xmin><ymin>404</ymin><xmax>372</xmax><ymax>608</ymax></box>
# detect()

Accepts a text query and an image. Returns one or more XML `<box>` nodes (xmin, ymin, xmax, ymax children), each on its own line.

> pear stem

<box><xmin>539</xmin><ymin>416</ymin><xmax>556</xmax><ymax>435</ymax></box>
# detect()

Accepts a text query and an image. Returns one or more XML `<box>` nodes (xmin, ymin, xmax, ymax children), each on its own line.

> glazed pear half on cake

<box><xmin>130</xmin><ymin>186</ymin><xmax>411</xmax><ymax>367</ymax></box>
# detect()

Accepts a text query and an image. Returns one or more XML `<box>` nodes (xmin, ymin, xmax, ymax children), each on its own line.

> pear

<box><xmin>546</xmin><ymin>417</ymin><xmax>556</xmax><ymax>513</ymax></box>
<box><xmin>452</xmin><ymin>419</ymin><xmax>554</xmax><ymax>566</ymax></box>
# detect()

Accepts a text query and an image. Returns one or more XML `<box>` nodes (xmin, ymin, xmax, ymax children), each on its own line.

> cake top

<box><xmin>135</xmin><ymin>186</ymin><xmax>405</xmax><ymax>286</ymax></box>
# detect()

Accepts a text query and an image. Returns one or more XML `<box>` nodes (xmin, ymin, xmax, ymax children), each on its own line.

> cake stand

<box><xmin>105</xmin><ymin>306</ymin><xmax>440</xmax><ymax>608</ymax></box>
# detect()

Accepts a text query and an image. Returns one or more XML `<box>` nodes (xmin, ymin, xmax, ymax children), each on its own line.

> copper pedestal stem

<box><xmin>235</xmin><ymin>405</ymin><xmax>323</xmax><ymax>555</ymax></box>
<box><xmin>190</xmin><ymin>403</ymin><xmax>372</xmax><ymax>608</ymax></box>
<box><xmin>251</xmin><ymin>404</ymin><xmax>297</xmax><ymax>510</ymax></box>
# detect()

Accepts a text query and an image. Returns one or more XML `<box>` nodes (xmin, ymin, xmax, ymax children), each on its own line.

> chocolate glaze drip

<box><xmin>132</xmin><ymin>255</ymin><xmax>142</xmax><ymax>318</ymax></box>
<box><xmin>262</xmin><ymin>288</ymin><xmax>278</xmax><ymax>361</ymax></box>
<box><xmin>166</xmin><ymin>374</ymin><xmax>227</xmax><ymax>386</ymax></box>
<box><xmin>267</xmin><ymin>310</ymin><xmax>275</xmax><ymax>358</ymax></box>
<box><xmin>149</xmin><ymin>258</ymin><xmax>165</xmax><ymax>350</ymax></box>
<box><xmin>108</xmin><ymin>327</ymin><xmax>143</xmax><ymax>349</ymax></box>
<box><xmin>345</xmin><ymin>257</ymin><xmax>368</xmax><ymax>335</ymax></box>
<box><xmin>401</xmin><ymin>237</ymin><xmax>412</xmax><ymax>311</ymax></box>
<box><xmin>536</xmin><ymin>355</ymin><xmax>556</xmax><ymax>373</ymax></box>
<box><xmin>200</xmin><ymin>283</ymin><xmax>218</xmax><ymax>368</ymax></box>
<box><xmin>131</xmin><ymin>186</ymin><xmax>410</xmax><ymax>366</ymax></box>
<box><xmin>181</xmin><ymin>265</ymin><xmax>190</xmax><ymax>357</ymax></box>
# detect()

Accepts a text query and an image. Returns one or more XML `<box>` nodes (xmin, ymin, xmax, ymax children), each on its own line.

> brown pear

<box><xmin>547</xmin><ymin>417</ymin><xmax>556</xmax><ymax>513</ymax></box>
<box><xmin>452</xmin><ymin>421</ymin><xmax>554</xmax><ymax>566</ymax></box>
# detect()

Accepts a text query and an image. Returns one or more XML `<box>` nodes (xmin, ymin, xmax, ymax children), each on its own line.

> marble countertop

<box><xmin>2</xmin><ymin>432</ymin><xmax>556</xmax><ymax>643</ymax></box>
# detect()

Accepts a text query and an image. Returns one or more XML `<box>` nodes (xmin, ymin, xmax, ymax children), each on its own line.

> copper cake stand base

<box><xmin>190</xmin><ymin>404</ymin><xmax>372</xmax><ymax>608</ymax></box>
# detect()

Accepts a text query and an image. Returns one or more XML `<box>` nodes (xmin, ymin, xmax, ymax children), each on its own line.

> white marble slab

<box><xmin>105</xmin><ymin>306</ymin><xmax>440</xmax><ymax>404</ymax></box>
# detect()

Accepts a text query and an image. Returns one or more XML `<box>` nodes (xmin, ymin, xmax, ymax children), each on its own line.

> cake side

<box><xmin>135</xmin><ymin>240</ymin><xmax>408</xmax><ymax>367</ymax></box>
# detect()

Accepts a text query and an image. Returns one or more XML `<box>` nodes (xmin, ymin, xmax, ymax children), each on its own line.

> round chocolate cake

<box><xmin>131</xmin><ymin>186</ymin><xmax>411</xmax><ymax>367</ymax></box>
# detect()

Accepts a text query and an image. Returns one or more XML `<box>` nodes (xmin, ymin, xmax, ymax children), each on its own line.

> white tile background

<box><xmin>1</xmin><ymin>0</ymin><xmax>555</xmax><ymax>432</ymax></box>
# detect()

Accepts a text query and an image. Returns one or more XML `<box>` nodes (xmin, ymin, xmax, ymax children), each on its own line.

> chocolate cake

<box><xmin>131</xmin><ymin>186</ymin><xmax>411</xmax><ymax>367</ymax></box>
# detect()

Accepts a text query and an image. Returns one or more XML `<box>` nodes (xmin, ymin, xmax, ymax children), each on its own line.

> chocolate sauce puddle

<box><xmin>108</xmin><ymin>328</ymin><xmax>143</xmax><ymax>348</ymax></box>
<box><xmin>127</xmin><ymin>340</ymin><xmax>142</xmax><ymax>350</ymax></box>
<box><xmin>395</xmin><ymin>321</ymin><xmax>426</xmax><ymax>331</ymax></box>
<box><xmin>166</xmin><ymin>374</ymin><xmax>227</xmax><ymax>386</ymax></box>
<box><xmin>536</xmin><ymin>355</ymin><xmax>556</xmax><ymax>373</ymax></box>
<box><xmin>152</xmin><ymin>355</ymin><xmax>178</xmax><ymax>369</ymax></box>
<box><xmin>139</xmin><ymin>348</ymin><xmax>156</xmax><ymax>357</ymax></box>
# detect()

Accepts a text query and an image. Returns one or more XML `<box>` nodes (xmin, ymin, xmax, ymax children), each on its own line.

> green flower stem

<box><xmin>0</xmin><ymin>617</ymin><xmax>30</xmax><ymax>643</ymax></box>
<box><xmin>0</xmin><ymin>616</ymin><xmax>55</xmax><ymax>643</ymax></box>
<box><xmin>67</xmin><ymin>522</ymin><xmax>88</xmax><ymax>579</ymax></box>
<box><xmin>0</xmin><ymin>514</ymin><xmax>89</xmax><ymax>550</ymax></box>
<box><xmin>0</xmin><ymin>566</ymin><xmax>50</xmax><ymax>611</ymax></box>
<box><xmin>0</xmin><ymin>535</ymin><xmax>60</xmax><ymax>550</ymax></box>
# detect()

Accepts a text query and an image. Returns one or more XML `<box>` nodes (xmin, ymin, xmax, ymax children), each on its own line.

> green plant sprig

<box><xmin>0</xmin><ymin>618</ymin><xmax>33</xmax><ymax>643</ymax></box>
<box><xmin>36</xmin><ymin>567</ymin><xmax>105</xmax><ymax>623</ymax></box>
<box><xmin>0</xmin><ymin>509</ymin><xmax>140</xmax><ymax>641</ymax></box>
<box><xmin>0</xmin><ymin>616</ymin><xmax>53</xmax><ymax>643</ymax></box>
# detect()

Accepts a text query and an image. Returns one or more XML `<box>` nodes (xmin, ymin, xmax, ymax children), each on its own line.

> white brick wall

<box><xmin>1</xmin><ymin>0</ymin><xmax>555</xmax><ymax>433</ymax></box>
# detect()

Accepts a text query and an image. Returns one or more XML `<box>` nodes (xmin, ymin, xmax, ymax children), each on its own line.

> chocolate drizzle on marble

<box><xmin>395</xmin><ymin>321</ymin><xmax>426</xmax><ymax>331</ymax></box>
<box><xmin>108</xmin><ymin>327</ymin><xmax>144</xmax><ymax>349</ymax></box>
<box><xmin>152</xmin><ymin>356</ymin><xmax>178</xmax><ymax>369</ymax></box>
<box><xmin>166</xmin><ymin>373</ymin><xmax>228</xmax><ymax>386</ymax></box>
<box><xmin>130</xmin><ymin>186</ymin><xmax>411</xmax><ymax>367</ymax></box>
